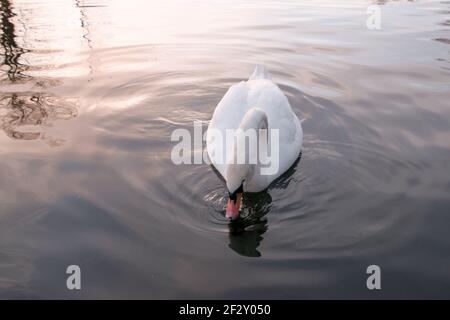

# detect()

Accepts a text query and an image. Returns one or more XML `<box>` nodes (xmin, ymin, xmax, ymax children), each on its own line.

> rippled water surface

<box><xmin>1</xmin><ymin>0</ymin><xmax>450</xmax><ymax>298</ymax></box>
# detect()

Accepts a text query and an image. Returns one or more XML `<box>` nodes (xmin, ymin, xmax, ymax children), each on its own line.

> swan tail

<box><xmin>249</xmin><ymin>65</ymin><xmax>270</xmax><ymax>80</ymax></box>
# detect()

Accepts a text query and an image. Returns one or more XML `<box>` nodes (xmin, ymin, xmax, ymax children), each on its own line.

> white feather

<box><xmin>206</xmin><ymin>66</ymin><xmax>303</xmax><ymax>192</ymax></box>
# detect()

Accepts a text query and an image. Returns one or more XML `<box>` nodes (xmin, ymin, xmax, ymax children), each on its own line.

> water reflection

<box><xmin>0</xmin><ymin>0</ymin><xmax>29</xmax><ymax>82</ymax></box>
<box><xmin>0</xmin><ymin>0</ymin><xmax>450</xmax><ymax>298</ymax></box>
<box><xmin>228</xmin><ymin>192</ymin><xmax>271</xmax><ymax>257</ymax></box>
<box><xmin>75</xmin><ymin>0</ymin><xmax>95</xmax><ymax>78</ymax></box>
<box><xmin>0</xmin><ymin>94</ymin><xmax>78</xmax><ymax>145</ymax></box>
<box><xmin>0</xmin><ymin>0</ymin><xmax>79</xmax><ymax>144</ymax></box>
<box><xmin>227</xmin><ymin>156</ymin><xmax>301</xmax><ymax>257</ymax></box>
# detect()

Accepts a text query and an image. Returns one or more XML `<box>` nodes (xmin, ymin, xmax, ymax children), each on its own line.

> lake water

<box><xmin>0</xmin><ymin>0</ymin><xmax>449</xmax><ymax>299</ymax></box>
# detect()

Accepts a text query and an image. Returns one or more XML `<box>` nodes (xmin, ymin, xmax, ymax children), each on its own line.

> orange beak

<box><xmin>226</xmin><ymin>193</ymin><xmax>242</xmax><ymax>220</ymax></box>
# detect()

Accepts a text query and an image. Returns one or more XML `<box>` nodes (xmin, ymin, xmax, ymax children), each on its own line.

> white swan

<box><xmin>207</xmin><ymin>65</ymin><xmax>303</xmax><ymax>219</ymax></box>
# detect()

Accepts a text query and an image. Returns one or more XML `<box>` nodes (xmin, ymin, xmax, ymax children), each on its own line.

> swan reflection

<box><xmin>227</xmin><ymin>155</ymin><xmax>301</xmax><ymax>257</ymax></box>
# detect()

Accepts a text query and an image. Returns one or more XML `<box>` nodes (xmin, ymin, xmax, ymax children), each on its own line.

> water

<box><xmin>0</xmin><ymin>0</ymin><xmax>449</xmax><ymax>299</ymax></box>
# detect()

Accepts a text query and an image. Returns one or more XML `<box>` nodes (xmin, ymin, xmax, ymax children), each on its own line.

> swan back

<box><xmin>207</xmin><ymin>66</ymin><xmax>303</xmax><ymax>192</ymax></box>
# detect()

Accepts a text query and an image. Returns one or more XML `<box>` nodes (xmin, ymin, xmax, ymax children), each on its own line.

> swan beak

<box><xmin>226</xmin><ymin>193</ymin><xmax>242</xmax><ymax>220</ymax></box>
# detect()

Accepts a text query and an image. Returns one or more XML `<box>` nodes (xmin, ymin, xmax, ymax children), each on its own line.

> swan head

<box><xmin>225</xmin><ymin>164</ymin><xmax>246</xmax><ymax>220</ymax></box>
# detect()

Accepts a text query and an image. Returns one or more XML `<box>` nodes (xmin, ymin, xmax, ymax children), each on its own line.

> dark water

<box><xmin>0</xmin><ymin>0</ymin><xmax>449</xmax><ymax>299</ymax></box>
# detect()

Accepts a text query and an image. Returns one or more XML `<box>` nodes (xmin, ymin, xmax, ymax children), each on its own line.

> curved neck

<box><xmin>238</xmin><ymin>108</ymin><xmax>268</xmax><ymax>131</ymax></box>
<box><xmin>231</xmin><ymin>108</ymin><xmax>268</xmax><ymax>163</ymax></box>
<box><xmin>225</xmin><ymin>108</ymin><xmax>269</xmax><ymax>191</ymax></box>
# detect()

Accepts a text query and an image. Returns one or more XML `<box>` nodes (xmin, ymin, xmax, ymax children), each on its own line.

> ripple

<box><xmin>2</xmin><ymin>0</ymin><xmax>450</xmax><ymax>298</ymax></box>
